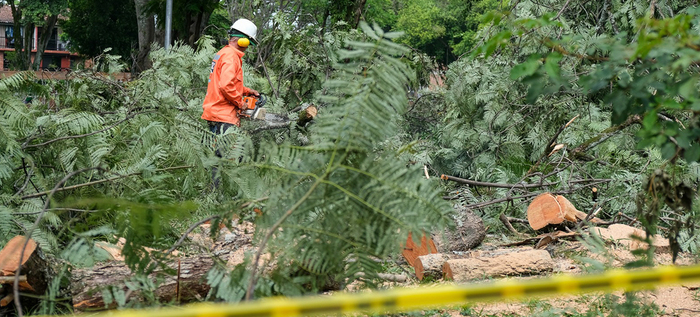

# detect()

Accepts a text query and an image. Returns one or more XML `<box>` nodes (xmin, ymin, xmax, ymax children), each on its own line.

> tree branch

<box><xmin>527</xmin><ymin>115</ymin><xmax>578</xmax><ymax>174</ymax></box>
<box><xmin>570</xmin><ymin>114</ymin><xmax>641</xmax><ymax>157</ymax></box>
<box><xmin>23</xmin><ymin>110</ymin><xmax>155</xmax><ymax>149</ymax></box>
<box><xmin>245</xmin><ymin>179</ymin><xmax>323</xmax><ymax>300</ymax></box>
<box><xmin>167</xmin><ymin>215</ymin><xmax>220</xmax><ymax>254</ymax></box>
<box><xmin>20</xmin><ymin>166</ymin><xmax>193</xmax><ymax>199</ymax></box>
<box><xmin>440</xmin><ymin>174</ymin><xmax>558</xmax><ymax>189</ymax></box>
<box><xmin>464</xmin><ymin>180</ymin><xmax>611</xmax><ymax>209</ymax></box>
<box><xmin>553</xmin><ymin>0</ymin><xmax>572</xmax><ymax>20</ymax></box>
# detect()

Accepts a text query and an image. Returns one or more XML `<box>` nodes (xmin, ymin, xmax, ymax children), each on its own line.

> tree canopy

<box><xmin>60</xmin><ymin>0</ymin><xmax>138</xmax><ymax>63</ymax></box>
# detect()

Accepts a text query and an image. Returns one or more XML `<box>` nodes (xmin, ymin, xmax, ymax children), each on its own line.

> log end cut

<box><xmin>443</xmin><ymin>261</ymin><xmax>455</xmax><ymax>281</ymax></box>
<box><xmin>527</xmin><ymin>193</ymin><xmax>581</xmax><ymax>230</ymax></box>
<box><xmin>0</xmin><ymin>236</ymin><xmax>38</xmax><ymax>276</ymax></box>
<box><xmin>527</xmin><ymin>193</ymin><xmax>563</xmax><ymax>230</ymax></box>
<box><xmin>414</xmin><ymin>253</ymin><xmax>449</xmax><ymax>281</ymax></box>
<box><xmin>555</xmin><ymin>195</ymin><xmax>579</xmax><ymax>222</ymax></box>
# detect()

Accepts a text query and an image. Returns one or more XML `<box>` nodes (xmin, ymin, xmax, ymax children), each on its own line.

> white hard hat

<box><xmin>230</xmin><ymin>19</ymin><xmax>258</xmax><ymax>44</ymax></box>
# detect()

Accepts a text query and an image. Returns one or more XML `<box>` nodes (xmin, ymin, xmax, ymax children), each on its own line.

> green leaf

<box><xmin>510</xmin><ymin>55</ymin><xmax>541</xmax><ymax>80</ymax></box>
<box><xmin>684</xmin><ymin>144</ymin><xmax>700</xmax><ymax>162</ymax></box>
<box><xmin>678</xmin><ymin>78</ymin><xmax>697</xmax><ymax>100</ymax></box>
<box><xmin>642</xmin><ymin>111</ymin><xmax>658</xmax><ymax>129</ymax></box>
<box><xmin>661</xmin><ymin>142</ymin><xmax>677</xmax><ymax>159</ymax></box>
<box><xmin>611</xmin><ymin>93</ymin><xmax>629</xmax><ymax>117</ymax></box>
<box><xmin>544</xmin><ymin>53</ymin><xmax>562</xmax><ymax>80</ymax></box>
<box><xmin>676</xmin><ymin>135</ymin><xmax>690</xmax><ymax>148</ymax></box>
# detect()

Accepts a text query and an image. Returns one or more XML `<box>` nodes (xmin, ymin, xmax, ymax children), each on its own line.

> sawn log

<box><xmin>71</xmin><ymin>255</ymin><xmax>215</xmax><ymax>311</ymax></box>
<box><xmin>414</xmin><ymin>253</ymin><xmax>450</xmax><ymax>281</ymax></box>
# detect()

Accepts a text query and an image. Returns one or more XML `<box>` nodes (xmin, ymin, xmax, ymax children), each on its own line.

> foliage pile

<box><xmin>0</xmin><ymin>20</ymin><xmax>451</xmax><ymax>313</ymax></box>
<box><xmin>2</xmin><ymin>0</ymin><xmax>700</xmax><ymax>315</ymax></box>
<box><xmin>427</xmin><ymin>0</ymin><xmax>700</xmax><ymax>262</ymax></box>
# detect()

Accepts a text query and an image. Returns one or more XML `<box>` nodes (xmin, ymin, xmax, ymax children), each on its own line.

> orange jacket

<box><xmin>201</xmin><ymin>45</ymin><xmax>253</xmax><ymax>126</ymax></box>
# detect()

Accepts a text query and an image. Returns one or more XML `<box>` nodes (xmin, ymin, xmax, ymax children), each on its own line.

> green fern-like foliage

<box><xmin>208</xmin><ymin>22</ymin><xmax>453</xmax><ymax>298</ymax></box>
<box><xmin>432</xmin><ymin>0</ymin><xmax>700</xmax><ymax>255</ymax></box>
<box><xmin>0</xmin><ymin>23</ymin><xmax>452</xmax><ymax>308</ymax></box>
<box><xmin>0</xmin><ymin>41</ymin><xmax>219</xmax><ymax>257</ymax></box>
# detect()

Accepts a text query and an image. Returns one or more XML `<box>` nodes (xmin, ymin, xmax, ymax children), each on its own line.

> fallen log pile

<box><xmin>398</xmin><ymin>193</ymin><xmax>673</xmax><ymax>283</ymax></box>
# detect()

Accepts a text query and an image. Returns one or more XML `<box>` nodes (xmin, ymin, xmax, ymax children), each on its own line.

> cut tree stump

<box><xmin>415</xmin><ymin>253</ymin><xmax>451</xmax><ymax>281</ymax></box>
<box><xmin>401</xmin><ymin>233</ymin><xmax>438</xmax><ymax>268</ymax></box>
<box><xmin>71</xmin><ymin>254</ymin><xmax>216</xmax><ymax>310</ymax></box>
<box><xmin>443</xmin><ymin>249</ymin><xmax>554</xmax><ymax>282</ymax></box>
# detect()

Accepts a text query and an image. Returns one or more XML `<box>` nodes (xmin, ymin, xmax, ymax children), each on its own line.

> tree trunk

<box><xmin>321</xmin><ymin>7</ymin><xmax>330</xmax><ymax>34</ymax></box>
<box><xmin>443</xmin><ymin>249</ymin><xmax>554</xmax><ymax>282</ymax></box>
<box><xmin>133</xmin><ymin>0</ymin><xmax>155</xmax><ymax>74</ymax></box>
<box><xmin>71</xmin><ymin>255</ymin><xmax>216</xmax><ymax>311</ymax></box>
<box><xmin>353</xmin><ymin>0</ymin><xmax>367</xmax><ymax>28</ymax></box>
<box><xmin>441</xmin><ymin>207</ymin><xmax>486</xmax><ymax>252</ymax></box>
<box><xmin>414</xmin><ymin>253</ymin><xmax>450</xmax><ymax>281</ymax></box>
<box><xmin>32</xmin><ymin>15</ymin><xmax>59</xmax><ymax>70</ymax></box>
<box><xmin>8</xmin><ymin>0</ymin><xmax>32</xmax><ymax>70</ymax></box>
<box><xmin>20</xmin><ymin>23</ymin><xmax>33</xmax><ymax>69</ymax></box>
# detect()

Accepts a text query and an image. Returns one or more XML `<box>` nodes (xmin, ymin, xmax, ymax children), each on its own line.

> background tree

<box><xmin>61</xmin><ymin>0</ymin><xmax>139</xmax><ymax>66</ymax></box>
<box><xmin>145</xmin><ymin>0</ymin><xmax>220</xmax><ymax>47</ymax></box>
<box><xmin>133</xmin><ymin>0</ymin><xmax>155</xmax><ymax>73</ymax></box>
<box><xmin>2</xmin><ymin>0</ymin><xmax>68</xmax><ymax>70</ymax></box>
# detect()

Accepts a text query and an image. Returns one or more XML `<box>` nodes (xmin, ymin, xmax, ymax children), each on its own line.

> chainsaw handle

<box><xmin>254</xmin><ymin>93</ymin><xmax>266</xmax><ymax>107</ymax></box>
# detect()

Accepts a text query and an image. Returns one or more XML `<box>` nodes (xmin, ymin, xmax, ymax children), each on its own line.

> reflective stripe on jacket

<box><xmin>201</xmin><ymin>45</ymin><xmax>253</xmax><ymax>126</ymax></box>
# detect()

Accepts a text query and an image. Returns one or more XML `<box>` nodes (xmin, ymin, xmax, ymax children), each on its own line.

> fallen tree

<box><xmin>71</xmin><ymin>254</ymin><xmax>216</xmax><ymax>310</ymax></box>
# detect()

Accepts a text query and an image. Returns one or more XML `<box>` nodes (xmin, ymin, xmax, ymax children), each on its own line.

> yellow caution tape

<box><xmin>90</xmin><ymin>265</ymin><xmax>700</xmax><ymax>317</ymax></box>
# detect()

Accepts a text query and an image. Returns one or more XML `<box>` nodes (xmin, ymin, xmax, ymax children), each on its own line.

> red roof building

<box><xmin>0</xmin><ymin>5</ymin><xmax>77</xmax><ymax>70</ymax></box>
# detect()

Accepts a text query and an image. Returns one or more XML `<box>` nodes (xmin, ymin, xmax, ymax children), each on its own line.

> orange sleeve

<box><xmin>218</xmin><ymin>55</ymin><xmax>245</xmax><ymax>109</ymax></box>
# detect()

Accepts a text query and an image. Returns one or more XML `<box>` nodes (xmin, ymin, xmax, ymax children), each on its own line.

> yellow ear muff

<box><xmin>237</xmin><ymin>38</ymin><xmax>250</xmax><ymax>48</ymax></box>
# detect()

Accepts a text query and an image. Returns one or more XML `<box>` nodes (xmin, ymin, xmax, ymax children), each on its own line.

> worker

<box><xmin>202</xmin><ymin>18</ymin><xmax>260</xmax><ymax>188</ymax></box>
<box><xmin>202</xmin><ymin>18</ymin><xmax>260</xmax><ymax>146</ymax></box>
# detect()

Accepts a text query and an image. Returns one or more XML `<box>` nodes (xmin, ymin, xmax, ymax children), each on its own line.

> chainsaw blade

<box><xmin>252</xmin><ymin>107</ymin><xmax>266</xmax><ymax>120</ymax></box>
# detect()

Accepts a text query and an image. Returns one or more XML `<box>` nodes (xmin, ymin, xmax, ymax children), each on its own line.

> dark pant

<box><xmin>208</xmin><ymin>121</ymin><xmax>236</xmax><ymax>158</ymax></box>
<box><xmin>207</xmin><ymin>121</ymin><xmax>237</xmax><ymax>189</ymax></box>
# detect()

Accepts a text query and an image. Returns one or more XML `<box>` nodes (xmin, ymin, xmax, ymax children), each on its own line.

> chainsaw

<box><xmin>240</xmin><ymin>94</ymin><xmax>267</xmax><ymax>120</ymax></box>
